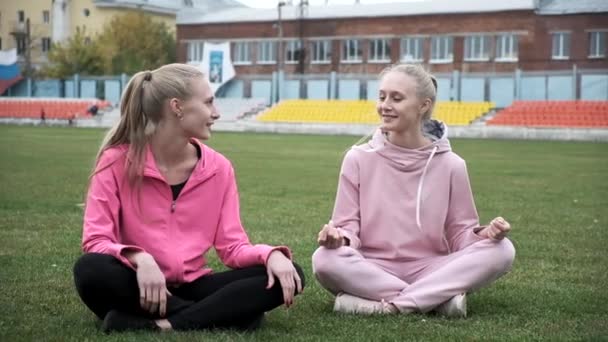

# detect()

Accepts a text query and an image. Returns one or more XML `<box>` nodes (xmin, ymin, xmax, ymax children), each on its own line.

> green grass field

<box><xmin>1</xmin><ymin>125</ymin><xmax>607</xmax><ymax>341</ymax></box>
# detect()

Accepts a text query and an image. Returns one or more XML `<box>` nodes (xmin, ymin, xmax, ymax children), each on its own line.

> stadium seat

<box><xmin>214</xmin><ymin>98</ymin><xmax>267</xmax><ymax>121</ymax></box>
<box><xmin>256</xmin><ymin>100</ymin><xmax>494</xmax><ymax>125</ymax></box>
<box><xmin>0</xmin><ymin>98</ymin><xmax>106</xmax><ymax>120</ymax></box>
<box><xmin>487</xmin><ymin>100</ymin><xmax>608</xmax><ymax>128</ymax></box>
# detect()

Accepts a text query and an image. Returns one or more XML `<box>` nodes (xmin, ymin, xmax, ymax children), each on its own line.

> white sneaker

<box><xmin>435</xmin><ymin>293</ymin><xmax>467</xmax><ymax>318</ymax></box>
<box><xmin>333</xmin><ymin>293</ymin><xmax>397</xmax><ymax>315</ymax></box>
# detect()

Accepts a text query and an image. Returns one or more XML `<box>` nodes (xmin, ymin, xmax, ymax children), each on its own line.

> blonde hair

<box><xmin>353</xmin><ymin>63</ymin><xmax>438</xmax><ymax>147</ymax></box>
<box><xmin>92</xmin><ymin>63</ymin><xmax>204</xmax><ymax>186</ymax></box>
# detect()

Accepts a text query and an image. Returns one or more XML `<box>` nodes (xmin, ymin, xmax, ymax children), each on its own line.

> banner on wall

<box><xmin>0</xmin><ymin>49</ymin><xmax>23</xmax><ymax>95</ymax></box>
<box><xmin>196</xmin><ymin>42</ymin><xmax>235</xmax><ymax>94</ymax></box>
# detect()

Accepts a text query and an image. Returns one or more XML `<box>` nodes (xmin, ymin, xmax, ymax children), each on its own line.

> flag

<box><xmin>0</xmin><ymin>49</ymin><xmax>23</xmax><ymax>95</ymax></box>
<box><xmin>194</xmin><ymin>42</ymin><xmax>235</xmax><ymax>94</ymax></box>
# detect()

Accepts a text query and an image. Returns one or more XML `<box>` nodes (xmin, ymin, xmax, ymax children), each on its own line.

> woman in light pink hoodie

<box><xmin>312</xmin><ymin>64</ymin><xmax>515</xmax><ymax>317</ymax></box>
<box><xmin>74</xmin><ymin>64</ymin><xmax>304</xmax><ymax>333</ymax></box>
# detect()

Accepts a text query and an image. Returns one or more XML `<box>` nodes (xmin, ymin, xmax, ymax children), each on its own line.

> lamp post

<box><xmin>277</xmin><ymin>1</ymin><xmax>286</xmax><ymax>102</ymax></box>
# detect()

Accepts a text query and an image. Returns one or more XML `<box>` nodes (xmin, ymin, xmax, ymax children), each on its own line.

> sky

<box><xmin>235</xmin><ymin>0</ymin><xmax>420</xmax><ymax>8</ymax></box>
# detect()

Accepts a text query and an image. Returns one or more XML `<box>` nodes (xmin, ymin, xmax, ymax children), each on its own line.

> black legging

<box><xmin>73</xmin><ymin>253</ymin><xmax>305</xmax><ymax>331</ymax></box>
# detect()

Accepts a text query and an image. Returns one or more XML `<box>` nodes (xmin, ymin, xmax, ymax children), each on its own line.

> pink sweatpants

<box><xmin>312</xmin><ymin>238</ymin><xmax>515</xmax><ymax>313</ymax></box>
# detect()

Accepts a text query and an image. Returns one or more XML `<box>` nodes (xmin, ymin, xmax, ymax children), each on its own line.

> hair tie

<box><xmin>430</xmin><ymin>76</ymin><xmax>438</xmax><ymax>91</ymax></box>
<box><xmin>143</xmin><ymin>71</ymin><xmax>152</xmax><ymax>82</ymax></box>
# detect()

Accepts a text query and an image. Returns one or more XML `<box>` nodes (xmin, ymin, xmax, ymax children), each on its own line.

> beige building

<box><xmin>0</xmin><ymin>0</ymin><xmax>185</xmax><ymax>69</ymax></box>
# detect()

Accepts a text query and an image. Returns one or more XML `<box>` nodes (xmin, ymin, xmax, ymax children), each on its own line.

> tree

<box><xmin>42</xmin><ymin>27</ymin><xmax>104</xmax><ymax>79</ymax></box>
<box><xmin>96</xmin><ymin>12</ymin><xmax>176</xmax><ymax>75</ymax></box>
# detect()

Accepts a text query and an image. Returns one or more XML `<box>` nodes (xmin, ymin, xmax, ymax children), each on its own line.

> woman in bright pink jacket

<box><xmin>74</xmin><ymin>63</ymin><xmax>304</xmax><ymax>333</ymax></box>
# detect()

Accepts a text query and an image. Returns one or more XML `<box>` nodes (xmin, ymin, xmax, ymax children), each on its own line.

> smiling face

<box><xmin>177</xmin><ymin>77</ymin><xmax>220</xmax><ymax>140</ymax></box>
<box><xmin>377</xmin><ymin>71</ymin><xmax>429</xmax><ymax>134</ymax></box>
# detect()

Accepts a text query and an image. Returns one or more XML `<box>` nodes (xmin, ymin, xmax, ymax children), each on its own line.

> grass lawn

<box><xmin>1</xmin><ymin>125</ymin><xmax>607</xmax><ymax>341</ymax></box>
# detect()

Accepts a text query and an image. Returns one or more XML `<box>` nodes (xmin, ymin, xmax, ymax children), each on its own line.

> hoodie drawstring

<box><xmin>415</xmin><ymin>146</ymin><xmax>438</xmax><ymax>233</ymax></box>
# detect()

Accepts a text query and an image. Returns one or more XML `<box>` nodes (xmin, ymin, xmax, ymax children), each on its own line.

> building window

<box><xmin>16</xmin><ymin>36</ymin><xmax>26</xmax><ymax>55</ymax></box>
<box><xmin>496</xmin><ymin>34</ymin><xmax>518</xmax><ymax>61</ymax></box>
<box><xmin>0</xmin><ymin>37</ymin><xmax>2</xmax><ymax>50</ymax></box>
<box><xmin>285</xmin><ymin>40</ymin><xmax>302</xmax><ymax>64</ymax></box>
<box><xmin>42</xmin><ymin>37</ymin><xmax>51</xmax><ymax>52</ymax></box>
<box><xmin>430</xmin><ymin>36</ymin><xmax>453</xmax><ymax>63</ymax></box>
<box><xmin>83</xmin><ymin>8</ymin><xmax>90</xmax><ymax>17</ymax></box>
<box><xmin>464</xmin><ymin>35</ymin><xmax>490</xmax><ymax>61</ymax></box>
<box><xmin>84</xmin><ymin>37</ymin><xmax>91</xmax><ymax>45</ymax></box>
<box><xmin>187</xmin><ymin>41</ymin><xmax>204</xmax><ymax>62</ymax></box>
<box><xmin>183</xmin><ymin>0</ymin><xmax>194</xmax><ymax>7</ymax></box>
<box><xmin>369</xmin><ymin>38</ymin><xmax>391</xmax><ymax>62</ymax></box>
<box><xmin>342</xmin><ymin>39</ymin><xmax>362</xmax><ymax>62</ymax></box>
<box><xmin>43</xmin><ymin>10</ymin><xmax>50</xmax><ymax>24</ymax></box>
<box><xmin>401</xmin><ymin>37</ymin><xmax>423</xmax><ymax>62</ymax></box>
<box><xmin>233</xmin><ymin>41</ymin><xmax>251</xmax><ymax>64</ymax></box>
<box><xmin>257</xmin><ymin>41</ymin><xmax>276</xmax><ymax>64</ymax></box>
<box><xmin>589</xmin><ymin>31</ymin><xmax>606</xmax><ymax>58</ymax></box>
<box><xmin>311</xmin><ymin>40</ymin><xmax>330</xmax><ymax>63</ymax></box>
<box><xmin>551</xmin><ymin>32</ymin><xmax>570</xmax><ymax>59</ymax></box>
<box><xmin>18</xmin><ymin>10</ymin><xmax>25</xmax><ymax>23</ymax></box>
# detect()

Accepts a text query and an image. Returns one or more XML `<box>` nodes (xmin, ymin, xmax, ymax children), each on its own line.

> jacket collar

<box><xmin>142</xmin><ymin>139</ymin><xmax>217</xmax><ymax>185</ymax></box>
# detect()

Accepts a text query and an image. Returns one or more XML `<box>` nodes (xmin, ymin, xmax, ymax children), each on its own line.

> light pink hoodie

<box><xmin>83</xmin><ymin>139</ymin><xmax>289</xmax><ymax>284</ymax></box>
<box><xmin>333</xmin><ymin>121</ymin><xmax>486</xmax><ymax>261</ymax></box>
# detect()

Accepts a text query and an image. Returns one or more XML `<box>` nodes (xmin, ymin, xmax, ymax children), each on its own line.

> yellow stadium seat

<box><xmin>257</xmin><ymin>100</ymin><xmax>494</xmax><ymax>125</ymax></box>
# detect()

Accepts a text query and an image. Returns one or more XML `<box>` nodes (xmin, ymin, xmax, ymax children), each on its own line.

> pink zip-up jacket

<box><xmin>83</xmin><ymin>139</ymin><xmax>289</xmax><ymax>284</ymax></box>
<box><xmin>333</xmin><ymin>120</ymin><xmax>487</xmax><ymax>261</ymax></box>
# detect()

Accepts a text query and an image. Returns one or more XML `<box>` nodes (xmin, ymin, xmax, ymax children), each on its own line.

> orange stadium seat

<box><xmin>0</xmin><ymin>98</ymin><xmax>101</xmax><ymax>120</ymax></box>
<box><xmin>487</xmin><ymin>100</ymin><xmax>608</xmax><ymax>128</ymax></box>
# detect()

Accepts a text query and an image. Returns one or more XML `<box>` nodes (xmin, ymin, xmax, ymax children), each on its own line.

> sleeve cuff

<box><xmin>473</xmin><ymin>225</ymin><xmax>488</xmax><ymax>240</ymax></box>
<box><xmin>337</xmin><ymin>228</ymin><xmax>360</xmax><ymax>249</ymax></box>
<box><xmin>263</xmin><ymin>246</ymin><xmax>292</xmax><ymax>265</ymax></box>
<box><xmin>113</xmin><ymin>245</ymin><xmax>145</xmax><ymax>270</ymax></box>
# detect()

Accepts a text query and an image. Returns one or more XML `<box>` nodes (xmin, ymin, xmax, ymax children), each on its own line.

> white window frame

<box><xmin>43</xmin><ymin>10</ymin><xmax>50</xmax><ymax>24</ymax></box>
<box><xmin>588</xmin><ymin>31</ymin><xmax>606</xmax><ymax>58</ymax></box>
<box><xmin>400</xmin><ymin>37</ymin><xmax>423</xmax><ymax>62</ymax></box>
<box><xmin>464</xmin><ymin>35</ymin><xmax>490</xmax><ymax>61</ymax></box>
<box><xmin>233</xmin><ymin>41</ymin><xmax>251</xmax><ymax>65</ymax></box>
<box><xmin>285</xmin><ymin>40</ymin><xmax>302</xmax><ymax>64</ymax></box>
<box><xmin>187</xmin><ymin>41</ymin><xmax>204</xmax><ymax>62</ymax></box>
<box><xmin>495</xmin><ymin>34</ymin><xmax>518</xmax><ymax>62</ymax></box>
<box><xmin>310</xmin><ymin>40</ymin><xmax>331</xmax><ymax>64</ymax></box>
<box><xmin>257</xmin><ymin>41</ymin><xmax>276</xmax><ymax>64</ymax></box>
<box><xmin>430</xmin><ymin>36</ymin><xmax>453</xmax><ymax>63</ymax></box>
<box><xmin>551</xmin><ymin>32</ymin><xmax>570</xmax><ymax>60</ymax></box>
<box><xmin>341</xmin><ymin>39</ymin><xmax>362</xmax><ymax>63</ymax></box>
<box><xmin>369</xmin><ymin>38</ymin><xmax>391</xmax><ymax>63</ymax></box>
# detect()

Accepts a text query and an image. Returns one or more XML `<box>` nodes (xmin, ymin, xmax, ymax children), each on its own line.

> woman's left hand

<box><xmin>266</xmin><ymin>250</ymin><xmax>302</xmax><ymax>308</ymax></box>
<box><xmin>482</xmin><ymin>217</ymin><xmax>512</xmax><ymax>240</ymax></box>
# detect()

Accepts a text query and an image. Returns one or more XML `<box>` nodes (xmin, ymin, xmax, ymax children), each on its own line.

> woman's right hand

<box><xmin>126</xmin><ymin>252</ymin><xmax>170</xmax><ymax>317</ymax></box>
<box><xmin>317</xmin><ymin>220</ymin><xmax>345</xmax><ymax>249</ymax></box>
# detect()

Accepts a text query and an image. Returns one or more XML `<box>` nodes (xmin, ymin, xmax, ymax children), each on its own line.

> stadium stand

<box><xmin>257</xmin><ymin>100</ymin><xmax>494</xmax><ymax>125</ymax></box>
<box><xmin>434</xmin><ymin>102</ymin><xmax>494</xmax><ymax>125</ymax></box>
<box><xmin>214</xmin><ymin>98</ymin><xmax>267</xmax><ymax>121</ymax></box>
<box><xmin>0</xmin><ymin>98</ymin><xmax>110</xmax><ymax>120</ymax></box>
<box><xmin>487</xmin><ymin>101</ymin><xmax>608</xmax><ymax>127</ymax></box>
<box><xmin>257</xmin><ymin>100</ymin><xmax>377</xmax><ymax>124</ymax></box>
